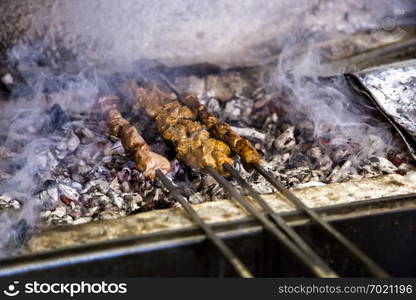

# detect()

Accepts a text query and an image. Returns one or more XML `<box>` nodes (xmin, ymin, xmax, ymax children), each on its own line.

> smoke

<box><xmin>0</xmin><ymin>46</ymin><xmax>105</xmax><ymax>256</ymax></box>
<box><xmin>2</xmin><ymin>0</ymin><xmax>414</xmax><ymax>70</ymax></box>
<box><xmin>269</xmin><ymin>34</ymin><xmax>402</xmax><ymax>166</ymax></box>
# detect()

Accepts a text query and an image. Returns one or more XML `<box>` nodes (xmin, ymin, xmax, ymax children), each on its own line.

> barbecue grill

<box><xmin>0</xmin><ymin>0</ymin><xmax>416</xmax><ymax>278</ymax></box>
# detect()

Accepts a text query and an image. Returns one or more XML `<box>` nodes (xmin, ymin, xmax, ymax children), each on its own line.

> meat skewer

<box><xmin>156</xmin><ymin>75</ymin><xmax>261</xmax><ymax>170</ymax></box>
<box><xmin>125</xmin><ymin>81</ymin><xmax>234</xmax><ymax>175</ymax></box>
<box><xmin>156</xmin><ymin>76</ymin><xmax>388</xmax><ymax>276</ymax></box>
<box><xmin>184</xmin><ymin>93</ymin><xmax>261</xmax><ymax>169</ymax></box>
<box><xmin>99</xmin><ymin>95</ymin><xmax>171</xmax><ymax>179</ymax></box>
<box><xmin>99</xmin><ymin>94</ymin><xmax>251</xmax><ymax>276</ymax></box>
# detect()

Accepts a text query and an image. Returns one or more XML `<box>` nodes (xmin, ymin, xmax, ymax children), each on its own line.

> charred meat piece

<box><xmin>133</xmin><ymin>81</ymin><xmax>176</xmax><ymax>118</ymax></box>
<box><xmin>99</xmin><ymin>95</ymin><xmax>171</xmax><ymax>179</ymax></box>
<box><xmin>107</xmin><ymin>108</ymin><xmax>130</xmax><ymax>137</ymax></box>
<box><xmin>131</xmin><ymin>83</ymin><xmax>234</xmax><ymax>175</ymax></box>
<box><xmin>183</xmin><ymin>94</ymin><xmax>261</xmax><ymax>168</ymax></box>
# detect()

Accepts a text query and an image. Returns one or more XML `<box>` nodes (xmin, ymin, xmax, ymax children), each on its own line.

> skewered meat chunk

<box><xmin>119</xmin><ymin>124</ymin><xmax>150</xmax><ymax>152</ymax></box>
<box><xmin>211</xmin><ymin>121</ymin><xmax>260</xmax><ymax>165</ymax></box>
<box><xmin>131</xmin><ymin>84</ymin><xmax>234</xmax><ymax>175</ymax></box>
<box><xmin>107</xmin><ymin>108</ymin><xmax>130</xmax><ymax>137</ymax></box>
<box><xmin>183</xmin><ymin>94</ymin><xmax>261</xmax><ymax>168</ymax></box>
<box><xmin>134</xmin><ymin>149</ymin><xmax>168</xmax><ymax>177</ymax></box>
<box><xmin>133</xmin><ymin>82</ymin><xmax>176</xmax><ymax>118</ymax></box>
<box><xmin>99</xmin><ymin>95</ymin><xmax>171</xmax><ymax>179</ymax></box>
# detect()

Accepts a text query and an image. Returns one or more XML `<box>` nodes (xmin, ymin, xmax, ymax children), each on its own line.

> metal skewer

<box><xmin>155</xmin><ymin>74</ymin><xmax>388</xmax><ymax>277</ymax></box>
<box><xmin>158</xmin><ymin>74</ymin><xmax>335</xmax><ymax>277</ymax></box>
<box><xmin>222</xmin><ymin>163</ymin><xmax>338</xmax><ymax>276</ymax></box>
<box><xmin>155</xmin><ymin>169</ymin><xmax>253</xmax><ymax>278</ymax></box>
<box><xmin>205</xmin><ymin>167</ymin><xmax>337</xmax><ymax>278</ymax></box>
<box><xmin>252</xmin><ymin>163</ymin><xmax>390</xmax><ymax>278</ymax></box>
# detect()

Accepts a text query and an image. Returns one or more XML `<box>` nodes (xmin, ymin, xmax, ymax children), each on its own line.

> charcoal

<box><xmin>67</xmin><ymin>130</ymin><xmax>81</xmax><ymax>152</ymax></box>
<box><xmin>174</xmin><ymin>75</ymin><xmax>205</xmax><ymax>96</ymax></box>
<box><xmin>269</xmin><ymin>152</ymin><xmax>291</xmax><ymax>170</ymax></box>
<box><xmin>37</xmin><ymin>180</ymin><xmax>59</xmax><ymax>206</ymax></box>
<box><xmin>274</xmin><ymin>126</ymin><xmax>296</xmax><ymax>152</ymax></box>
<box><xmin>370</xmin><ymin>156</ymin><xmax>398</xmax><ymax>174</ymax></box>
<box><xmin>62</xmin><ymin>215</ymin><xmax>74</xmax><ymax>224</ymax></box>
<box><xmin>206</xmin><ymin>98</ymin><xmax>221</xmax><ymax>114</ymax></box>
<box><xmin>103</xmin><ymin>140</ymin><xmax>122</xmax><ymax>156</ymax></box>
<box><xmin>121</xmin><ymin>181</ymin><xmax>131</xmax><ymax>193</ymax></box>
<box><xmin>111</xmin><ymin>194</ymin><xmax>124</xmax><ymax>209</ymax></box>
<box><xmin>252</xmin><ymin>87</ymin><xmax>265</xmax><ymax>99</ymax></box>
<box><xmin>58</xmin><ymin>184</ymin><xmax>79</xmax><ymax>202</ymax></box>
<box><xmin>91</xmin><ymin>180</ymin><xmax>110</xmax><ymax>194</ymax></box>
<box><xmin>1</xmin><ymin>73</ymin><xmax>14</xmax><ymax>86</ymax></box>
<box><xmin>43</xmin><ymin>104</ymin><xmax>70</xmax><ymax>133</ymax></box>
<box><xmin>206</xmin><ymin>74</ymin><xmax>234</xmax><ymax>102</ymax></box>
<box><xmin>331</xmin><ymin>146</ymin><xmax>352</xmax><ymax>163</ymax></box>
<box><xmin>74</xmin><ymin>125</ymin><xmax>95</xmax><ymax>144</ymax></box>
<box><xmin>398</xmin><ymin>163</ymin><xmax>413</xmax><ymax>173</ymax></box>
<box><xmin>297</xmin><ymin>120</ymin><xmax>315</xmax><ymax>140</ymax></box>
<box><xmin>284</xmin><ymin>167</ymin><xmax>312</xmax><ymax>185</ymax></box>
<box><xmin>69</xmin><ymin>181</ymin><xmax>83</xmax><ymax>191</ymax></box>
<box><xmin>50</xmin><ymin>206</ymin><xmax>67</xmax><ymax>218</ymax></box>
<box><xmin>317</xmin><ymin>154</ymin><xmax>333</xmax><ymax>172</ymax></box>
<box><xmin>223</xmin><ymin>98</ymin><xmax>253</xmax><ymax>124</ymax></box>
<box><xmin>230</xmin><ymin>126</ymin><xmax>266</xmax><ymax>143</ymax></box>
<box><xmin>9</xmin><ymin>199</ymin><xmax>21</xmax><ymax>210</ymax></box>
<box><xmin>0</xmin><ymin>193</ymin><xmax>21</xmax><ymax>210</ymax></box>
<box><xmin>327</xmin><ymin>159</ymin><xmax>355</xmax><ymax>183</ymax></box>
<box><xmin>124</xmin><ymin>193</ymin><xmax>143</xmax><ymax>212</ymax></box>
<box><xmin>253</xmin><ymin>94</ymin><xmax>273</xmax><ymax>110</ymax></box>
<box><xmin>307</xmin><ymin>147</ymin><xmax>322</xmax><ymax>161</ymax></box>
<box><xmin>5</xmin><ymin>219</ymin><xmax>30</xmax><ymax>250</ymax></box>
<box><xmin>188</xmin><ymin>193</ymin><xmax>204</xmax><ymax>204</ymax></box>
<box><xmin>2</xmin><ymin>69</ymin><xmax>413</xmax><ymax>231</ymax></box>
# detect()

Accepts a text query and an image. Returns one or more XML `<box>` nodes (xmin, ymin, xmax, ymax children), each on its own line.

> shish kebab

<box><xmin>155</xmin><ymin>75</ymin><xmax>388</xmax><ymax>278</ymax></box>
<box><xmin>124</xmin><ymin>81</ymin><xmax>235</xmax><ymax>175</ymax></box>
<box><xmin>98</xmin><ymin>95</ymin><xmax>171</xmax><ymax>179</ymax></box>
<box><xmin>98</xmin><ymin>94</ymin><xmax>253</xmax><ymax>278</ymax></box>
<box><xmin>108</xmin><ymin>78</ymin><xmax>387</xmax><ymax>277</ymax></box>
<box><xmin>124</xmin><ymin>81</ymin><xmax>338</xmax><ymax>278</ymax></box>
<box><xmin>155</xmin><ymin>75</ymin><xmax>261</xmax><ymax>170</ymax></box>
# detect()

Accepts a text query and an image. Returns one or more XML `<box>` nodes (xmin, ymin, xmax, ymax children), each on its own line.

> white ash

<box><xmin>205</xmin><ymin>72</ymin><xmax>253</xmax><ymax>102</ymax></box>
<box><xmin>0</xmin><ymin>194</ymin><xmax>21</xmax><ymax>210</ymax></box>
<box><xmin>222</xmin><ymin>97</ymin><xmax>254</xmax><ymax>123</ymax></box>
<box><xmin>194</xmin><ymin>71</ymin><xmax>416</xmax><ymax>193</ymax></box>
<box><xmin>230</xmin><ymin>126</ymin><xmax>266</xmax><ymax>143</ymax></box>
<box><xmin>0</xmin><ymin>102</ymin><xmax>176</xmax><ymax>229</ymax></box>
<box><xmin>1</xmin><ymin>73</ymin><xmax>14</xmax><ymax>86</ymax></box>
<box><xmin>274</xmin><ymin>126</ymin><xmax>296</xmax><ymax>152</ymax></box>
<box><xmin>174</xmin><ymin>75</ymin><xmax>206</xmax><ymax>97</ymax></box>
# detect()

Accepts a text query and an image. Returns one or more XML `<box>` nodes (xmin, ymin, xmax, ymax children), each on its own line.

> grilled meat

<box><xmin>130</xmin><ymin>83</ymin><xmax>234</xmax><ymax>175</ymax></box>
<box><xmin>99</xmin><ymin>95</ymin><xmax>171</xmax><ymax>179</ymax></box>
<box><xmin>182</xmin><ymin>94</ymin><xmax>261</xmax><ymax>168</ymax></box>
